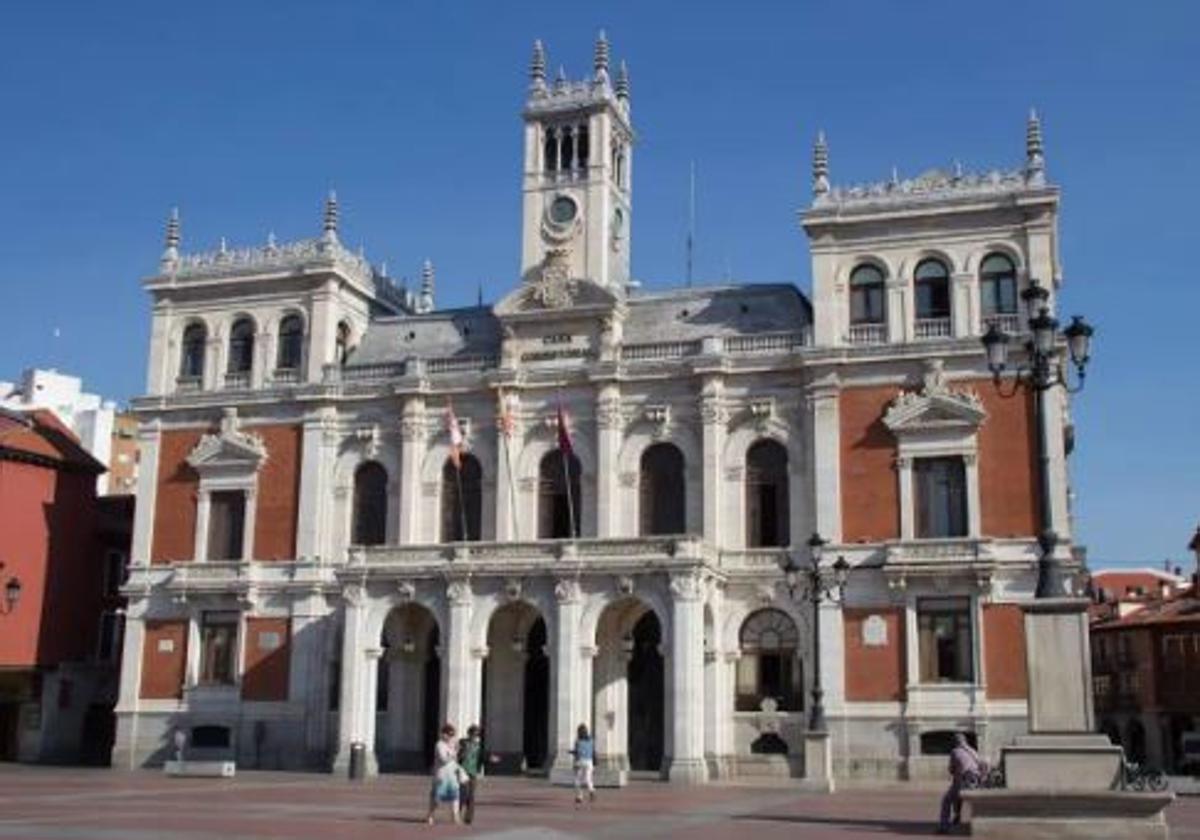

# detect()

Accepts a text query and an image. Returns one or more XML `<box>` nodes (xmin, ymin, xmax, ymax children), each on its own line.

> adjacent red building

<box><xmin>0</xmin><ymin>407</ymin><xmax>128</xmax><ymax>763</ymax></box>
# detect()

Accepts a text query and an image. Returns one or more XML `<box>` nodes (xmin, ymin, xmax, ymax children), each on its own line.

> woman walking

<box><xmin>425</xmin><ymin>724</ymin><xmax>463</xmax><ymax>825</ymax></box>
<box><xmin>571</xmin><ymin>723</ymin><xmax>595</xmax><ymax>805</ymax></box>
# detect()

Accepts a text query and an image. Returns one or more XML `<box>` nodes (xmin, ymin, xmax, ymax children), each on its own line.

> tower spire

<box><xmin>1025</xmin><ymin>108</ymin><xmax>1045</xmax><ymax>186</ymax></box>
<box><xmin>530</xmin><ymin>39</ymin><xmax>547</xmax><ymax>91</ymax></box>
<box><xmin>160</xmin><ymin>207</ymin><xmax>180</xmax><ymax>271</ymax></box>
<box><xmin>593</xmin><ymin>30</ymin><xmax>610</xmax><ymax>82</ymax></box>
<box><xmin>418</xmin><ymin>258</ymin><xmax>435</xmax><ymax>313</ymax></box>
<box><xmin>615</xmin><ymin>60</ymin><xmax>630</xmax><ymax>102</ymax></box>
<box><xmin>812</xmin><ymin>130</ymin><xmax>830</xmax><ymax>199</ymax></box>
<box><xmin>554</xmin><ymin>64</ymin><xmax>567</xmax><ymax>91</ymax></box>
<box><xmin>322</xmin><ymin>190</ymin><xmax>339</xmax><ymax>243</ymax></box>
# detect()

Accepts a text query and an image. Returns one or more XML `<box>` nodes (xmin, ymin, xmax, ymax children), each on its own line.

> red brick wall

<box><xmin>976</xmin><ymin>385</ymin><xmax>1040</xmax><ymax>537</ymax></box>
<box><xmin>151</xmin><ymin>430</ymin><xmax>203</xmax><ymax>564</ymax></box>
<box><xmin>839</xmin><ymin>381</ymin><xmax>1041</xmax><ymax>542</ymax></box>
<box><xmin>840</xmin><ymin>387</ymin><xmax>901</xmax><ymax>542</ymax></box>
<box><xmin>843</xmin><ymin>608</ymin><xmax>906</xmax><ymax>701</ymax></box>
<box><xmin>151</xmin><ymin>424</ymin><xmax>301</xmax><ymax>563</ymax></box>
<box><xmin>983</xmin><ymin>604</ymin><xmax>1028</xmax><ymax>699</ymax></box>
<box><xmin>141</xmin><ymin>620</ymin><xmax>188</xmax><ymax>699</ymax></box>
<box><xmin>252</xmin><ymin>425</ymin><xmax>301</xmax><ymax>561</ymax></box>
<box><xmin>0</xmin><ymin>460</ymin><xmax>55</xmax><ymax>666</ymax></box>
<box><xmin>241</xmin><ymin>617</ymin><xmax>291</xmax><ymax>701</ymax></box>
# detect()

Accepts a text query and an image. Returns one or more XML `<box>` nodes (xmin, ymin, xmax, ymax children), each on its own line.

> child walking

<box><xmin>425</xmin><ymin>724</ymin><xmax>463</xmax><ymax>825</ymax></box>
<box><xmin>571</xmin><ymin>723</ymin><xmax>595</xmax><ymax>805</ymax></box>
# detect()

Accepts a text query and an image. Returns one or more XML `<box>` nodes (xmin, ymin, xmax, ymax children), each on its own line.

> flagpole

<box><xmin>503</xmin><ymin>433</ymin><xmax>520</xmax><ymax>540</ymax></box>
<box><xmin>557</xmin><ymin>392</ymin><xmax>577</xmax><ymax>540</ymax></box>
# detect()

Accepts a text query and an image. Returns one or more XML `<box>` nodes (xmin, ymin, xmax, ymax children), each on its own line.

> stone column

<box><xmin>361</xmin><ymin>647</ymin><xmax>382</xmax><ymax>776</ymax></box>
<box><xmin>595</xmin><ymin>383</ymin><xmax>622</xmax><ymax>537</ymax></box>
<box><xmin>494</xmin><ymin>389</ymin><xmax>521</xmax><ymax>541</ymax></box>
<box><xmin>549</xmin><ymin>579</ymin><xmax>583</xmax><ymax>784</ymax></box>
<box><xmin>397</xmin><ymin>397</ymin><xmax>426</xmax><ymax>544</ymax></box>
<box><xmin>667</xmin><ymin>572</ymin><xmax>706</xmax><ymax>783</ymax></box>
<box><xmin>951</xmin><ymin>272</ymin><xmax>973</xmax><ymax>338</ymax></box>
<box><xmin>130</xmin><ymin>421</ymin><xmax>161</xmax><ymax>564</ymax></box>
<box><xmin>289</xmin><ymin>587</ymin><xmax>331</xmax><ymax>768</ymax></box>
<box><xmin>332</xmin><ymin>585</ymin><xmax>369</xmax><ymax>774</ymax></box>
<box><xmin>807</xmin><ymin>374</ymin><xmax>842</xmax><ymax>542</ymax></box>
<box><xmin>110</xmin><ymin>598</ymin><xmax>147</xmax><ymax>769</ymax></box>
<box><xmin>296</xmin><ymin>410</ymin><xmax>334</xmax><ymax>562</ymax></box>
<box><xmin>887</xmin><ymin>276</ymin><xmax>908</xmax><ymax>343</ymax></box>
<box><xmin>699</xmin><ymin>377</ymin><xmax>726</xmax><ymax>546</ymax></box>
<box><xmin>441</xmin><ymin>579</ymin><xmax>476</xmax><ymax>730</ymax></box>
<box><xmin>593</xmin><ymin>641</ymin><xmax>630</xmax><ymax>786</ymax></box>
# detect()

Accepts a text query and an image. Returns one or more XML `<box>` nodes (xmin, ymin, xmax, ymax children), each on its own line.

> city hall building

<box><xmin>113</xmin><ymin>34</ymin><xmax>1081</xmax><ymax>783</ymax></box>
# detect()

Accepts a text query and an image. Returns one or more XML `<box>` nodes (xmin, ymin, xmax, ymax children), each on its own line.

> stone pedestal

<box><xmin>1003</xmin><ymin>734</ymin><xmax>1122</xmax><ymax>791</ymax></box>
<box><xmin>803</xmin><ymin>731</ymin><xmax>834</xmax><ymax>792</ymax></box>
<box><xmin>963</xmin><ymin>791</ymin><xmax>1173</xmax><ymax>840</ymax></box>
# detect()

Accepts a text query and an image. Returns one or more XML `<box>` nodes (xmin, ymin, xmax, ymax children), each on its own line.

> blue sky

<box><xmin>1</xmin><ymin>2</ymin><xmax>1196</xmax><ymax>569</ymax></box>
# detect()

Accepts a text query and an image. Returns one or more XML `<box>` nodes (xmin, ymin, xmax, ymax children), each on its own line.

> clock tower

<box><xmin>520</xmin><ymin>33</ymin><xmax>633</xmax><ymax>295</ymax></box>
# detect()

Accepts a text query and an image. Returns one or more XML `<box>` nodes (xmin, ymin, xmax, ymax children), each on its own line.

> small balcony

<box><xmin>224</xmin><ymin>371</ymin><xmax>251</xmax><ymax>390</ymax></box>
<box><xmin>175</xmin><ymin>375</ymin><xmax>203</xmax><ymax>393</ymax></box>
<box><xmin>914</xmin><ymin>317</ymin><xmax>952</xmax><ymax>341</ymax></box>
<box><xmin>271</xmin><ymin>367</ymin><xmax>301</xmax><ymax>385</ymax></box>
<box><xmin>982</xmin><ymin>312</ymin><xmax>1022</xmax><ymax>335</ymax></box>
<box><xmin>848</xmin><ymin>322</ymin><xmax>886</xmax><ymax>345</ymax></box>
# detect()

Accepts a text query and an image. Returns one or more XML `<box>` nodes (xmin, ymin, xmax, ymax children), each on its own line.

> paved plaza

<box><xmin>0</xmin><ymin>768</ymin><xmax>1196</xmax><ymax>840</ymax></box>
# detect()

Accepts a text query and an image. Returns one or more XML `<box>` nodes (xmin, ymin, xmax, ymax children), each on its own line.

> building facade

<box><xmin>0</xmin><ymin>408</ymin><xmax>127</xmax><ymax>763</ymax></box>
<box><xmin>112</xmin><ymin>35</ymin><xmax>1084</xmax><ymax>782</ymax></box>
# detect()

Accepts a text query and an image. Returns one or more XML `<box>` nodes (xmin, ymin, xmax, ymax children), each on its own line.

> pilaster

<box><xmin>130</xmin><ymin>421</ymin><xmax>161</xmax><ymax>565</ymax></box>
<box><xmin>296</xmin><ymin>409</ymin><xmax>334</xmax><ymax>561</ymax></box>
<box><xmin>666</xmin><ymin>572</ymin><xmax>706</xmax><ymax>784</ymax></box>
<box><xmin>110</xmin><ymin>598</ymin><xmax>148</xmax><ymax>769</ymax></box>
<box><xmin>494</xmin><ymin>390</ymin><xmax>521</xmax><ymax>541</ymax></box>
<box><xmin>808</xmin><ymin>374</ymin><xmax>842</xmax><ymax>542</ymax></box>
<box><xmin>595</xmin><ymin>383</ymin><xmax>622</xmax><ymax>537</ymax></box>
<box><xmin>332</xmin><ymin>585</ymin><xmax>368</xmax><ymax>774</ymax></box>
<box><xmin>699</xmin><ymin>377</ymin><xmax>725</xmax><ymax>546</ymax></box>
<box><xmin>397</xmin><ymin>397</ymin><xmax>426</xmax><ymax>544</ymax></box>
<box><xmin>442</xmin><ymin>580</ymin><xmax>476</xmax><ymax>729</ymax></box>
<box><xmin>951</xmin><ymin>272</ymin><xmax>973</xmax><ymax>338</ymax></box>
<box><xmin>549</xmin><ymin>578</ymin><xmax>584</xmax><ymax>783</ymax></box>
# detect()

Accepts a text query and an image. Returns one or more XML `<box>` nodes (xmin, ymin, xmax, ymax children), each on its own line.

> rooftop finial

<box><xmin>1025</xmin><ymin>108</ymin><xmax>1045</xmax><ymax>185</ymax></box>
<box><xmin>555</xmin><ymin>65</ymin><xmax>567</xmax><ymax>91</ymax></box>
<box><xmin>322</xmin><ymin>189</ymin><xmax>339</xmax><ymax>241</ymax></box>
<box><xmin>615</xmin><ymin>60</ymin><xmax>630</xmax><ymax>101</ymax></box>
<box><xmin>530</xmin><ymin>39</ymin><xmax>547</xmax><ymax>90</ymax></box>
<box><xmin>418</xmin><ymin>258</ymin><xmax>435</xmax><ymax>313</ymax></box>
<box><xmin>812</xmin><ymin>131</ymin><xmax>829</xmax><ymax>198</ymax></box>
<box><xmin>160</xmin><ymin>207</ymin><xmax>181</xmax><ymax>271</ymax></box>
<box><xmin>593</xmin><ymin>30</ymin><xmax>610</xmax><ymax>81</ymax></box>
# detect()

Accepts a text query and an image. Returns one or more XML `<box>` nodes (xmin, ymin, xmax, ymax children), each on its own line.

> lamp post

<box><xmin>3</xmin><ymin>577</ymin><xmax>20</xmax><ymax>614</ymax></box>
<box><xmin>781</xmin><ymin>533</ymin><xmax>850</xmax><ymax>733</ymax></box>
<box><xmin>981</xmin><ymin>279</ymin><xmax>1093</xmax><ymax>598</ymax></box>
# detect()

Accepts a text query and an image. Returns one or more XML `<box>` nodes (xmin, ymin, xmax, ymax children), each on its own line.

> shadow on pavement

<box><xmin>735</xmin><ymin>813</ymin><xmax>949</xmax><ymax>836</ymax></box>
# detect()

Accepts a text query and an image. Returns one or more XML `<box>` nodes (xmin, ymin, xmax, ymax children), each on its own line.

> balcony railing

<box><xmin>723</xmin><ymin>330</ymin><xmax>811</xmax><ymax>355</ymax></box>
<box><xmin>271</xmin><ymin>367</ymin><xmax>301</xmax><ymax>385</ymax></box>
<box><xmin>982</xmin><ymin>312</ymin><xmax>1022</xmax><ymax>335</ymax></box>
<box><xmin>355</xmin><ymin>535</ymin><xmax>709</xmax><ymax>567</ymax></box>
<box><xmin>426</xmin><ymin>354</ymin><xmax>498</xmax><ymax>375</ymax></box>
<box><xmin>848</xmin><ymin>322</ymin><xmax>886</xmax><ymax>345</ymax></box>
<box><xmin>223</xmin><ymin>371</ymin><xmax>251</xmax><ymax>389</ymax></box>
<box><xmin>175</xmin><ymin>375</ymin><xmax>203</xmax><ymax>392</ymax></box>
<box><xmin>620</xmin><ymin>341</ymin><xmax>702</xmax><ymax>362</ymax></box>
<box><xmin>914</xmin><ymin>317</ymin><xmax>952</xmax><ymax>340</ymax></box>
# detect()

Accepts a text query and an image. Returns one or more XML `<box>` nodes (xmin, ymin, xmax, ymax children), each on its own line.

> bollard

<box><xmin>349</xmin><ymin>741</ymin><xmax>366</xmax><ymax>780</ymax></box>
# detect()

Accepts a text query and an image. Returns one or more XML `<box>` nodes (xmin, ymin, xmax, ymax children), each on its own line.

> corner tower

<box><xmin>520</xmin><ymin>33</ymin><xmax>633</xmax><ymax>294</ymax></box>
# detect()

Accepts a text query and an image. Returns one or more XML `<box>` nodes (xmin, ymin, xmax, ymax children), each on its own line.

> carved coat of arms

<box><xmin>529</xmin><ymin>248</ymin><xmax>575</xmax><ymax>309</ymax></box>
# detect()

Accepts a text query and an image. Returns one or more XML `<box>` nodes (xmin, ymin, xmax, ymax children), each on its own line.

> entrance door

<box><xmin>627</xmin><ymin>612</ymin><xmax>664</xmax><ymax>772</ymax></box>
<box><xmin>0</xmin><ymin>703</ymin><xmax>17</xmax><ymax>761</ymax></box>
<box><xmin>522</xmin><ymin>617</ymin><xmax>550</xmax><ymax>772</ymax></box>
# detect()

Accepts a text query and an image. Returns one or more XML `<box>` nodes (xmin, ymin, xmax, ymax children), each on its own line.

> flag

<box><xmin>556</xmin><ymin>397</ymin><xmax>573</xmax><ymax>457</ymax></box>
<box><xmin>446</xmin><ymin>401</ymin><xmax>464</xmax><ymax>469</ymax></box>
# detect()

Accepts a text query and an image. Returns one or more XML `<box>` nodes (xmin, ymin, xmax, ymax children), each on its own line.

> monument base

<box><xmin>963</xmin><ymin>790</ymin><xmax>1173</xmax><ymax>840</ymax></box>
<box><xmin>803</xmin><ymin>731</ymin><xmax>834</xmax><ymax>793</ymax></box>
<box><xmin>1002</xmin><ymin>734</ymin><xmax>1122</xmax><ymax>791</ymax></box>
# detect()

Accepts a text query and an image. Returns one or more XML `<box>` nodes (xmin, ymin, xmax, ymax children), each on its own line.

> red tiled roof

<box><xmin>0</xmin><ymin>408</ymin><xmax>105</xmax><ymax>473</ymax></box>
<box><xmin>1091</xmin><ymin>587</ymin><xmax>1200</xmax><ymax>630</ymax></box>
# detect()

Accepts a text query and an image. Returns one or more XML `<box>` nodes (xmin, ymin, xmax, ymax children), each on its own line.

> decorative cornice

<box><xmin>883</xmin><ymin>360</ymin><xmax>985</xmax><ymax>432</ymax></box>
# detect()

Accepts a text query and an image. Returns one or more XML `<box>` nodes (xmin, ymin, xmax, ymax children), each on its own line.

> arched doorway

<box><xmin>482</xmin><ymin>601</ymin><xmax>551</xmax><ymax>774</ymax></box>
<box><xmin>627</xmin><ymin>612</ymin><xmax>665</xmax><ymax>772</ymax></box>
<box><xmin>592</xmin><ymin>598</ymin><xmax>666</xmax><ymax>782</ymax></box>
<box><xmin>377</xmin><ymin>604</ymin><xmax>440</xmax><ymax>771</ymax></box>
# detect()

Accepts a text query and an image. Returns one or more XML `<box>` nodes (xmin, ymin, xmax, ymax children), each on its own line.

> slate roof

<box><xmin>345</xmin><ymin>282</ymin><xmax>811</xmax><ymax>367</ymax></box>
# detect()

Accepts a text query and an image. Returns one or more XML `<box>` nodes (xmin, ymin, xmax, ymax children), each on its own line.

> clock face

<box><xmin>549</xmin><ymin>195</ymin><xmax>578</xmax><ymax>225</ymax></box>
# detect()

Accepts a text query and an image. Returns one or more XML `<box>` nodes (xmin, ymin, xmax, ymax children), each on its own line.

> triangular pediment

<box><xmin>187</xmin><ymin>409</ymin><xmax>267</xmax><ymax>469</ymax></box>
<box><xmin>884</xmin><ymin>390</ymin><xmax>986</xmax><ymax>432</ymax></box>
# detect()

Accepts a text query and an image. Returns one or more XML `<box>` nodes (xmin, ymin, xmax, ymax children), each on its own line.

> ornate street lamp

<box><xmin>3</xmin><ymin>577</ymin><xmax>20</xmax><ymax>614</ymax></box>
<box><xmin>781</xmin><ymin>533</ymin><xmax>850</xmax><ymax>733</ymax></box>
<box><xmin>980</xmin><ymin>279</ymin><xmax>1094</xmax><ymax>598</ymax></box>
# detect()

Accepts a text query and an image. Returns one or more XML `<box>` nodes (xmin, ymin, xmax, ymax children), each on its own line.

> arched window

<box><xmin>736</xmin><ymin>609</ymin><xmax>802</xmax><ymax>712</ymax></box>
<box><xmin>180</xmin><ymin>322</ymin><xmax>207</xmax><ymax>380</ymax></box>
<box><xmin>544</xmin><ymin>130</ymin><xmax>559</xmax><ymax>173</ymax></box>
<box><xmin>335</xmin><ymin>321</ymin><xmax>351</xmax><ymax>366</ymax></box>
<box><xmin>914</xmin><ymin>259</ymin><xmax>951</xmax><ymax>321</ymax></box>
<box><xmin>980</xmin><ymin>253</ymin><xmax>1017</xmax><ymax>317</ymax></box>
<box><xmin>440</xmin><ymin>454</ymin><xmax>482</xmax><ymax>542</ymax></box>
<box><xmin>227</xmin><ymin>318</ymin><xmax>255</xmax><ymax>374</ymax></box>
<box><xmin>352</xmin><ymin>461</ymin><xmax>388</xmax><ymax>546</ymax></box>
<box><xmin>849</xmin><ymin>264</ymin><xmax>886</xmax><ymax>325</ymax></box>
<box><xmin>538</xmin><ymin>450</ymin><xmax>581</xmax><ymax>539</ymax></box>
<box><xmin>639</xmin><ymin>443</ymin><xmax>685</xmax><ymax>535</ymax></box>
<box><xmin>746</xmin><ymin>440</ymin><xmax>789</xmax><ymax>548</ymax></box>
<box><xmin>276</xmin><ymin>314</ymin><xmax>304</xmax><ymax>371</ymax></box>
